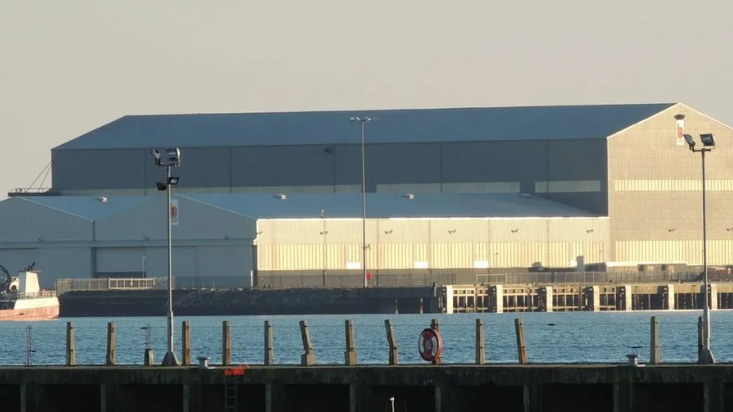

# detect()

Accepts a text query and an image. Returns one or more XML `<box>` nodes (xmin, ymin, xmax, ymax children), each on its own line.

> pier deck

<box><xmin>445</xmin><ymin>282</ymin><xmax>733</xmax><ymax>313</ymax></box>
<box><xmin>2</xmin><ymin>364</ymin><xmax>730</xmax><ymax>412</ymax></box>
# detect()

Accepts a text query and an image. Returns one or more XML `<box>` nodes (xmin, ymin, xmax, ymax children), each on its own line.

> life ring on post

<box><xmin>418</xmin><ymin>328</ymin><xmax>443</xmax><ymax>362</ymax></box>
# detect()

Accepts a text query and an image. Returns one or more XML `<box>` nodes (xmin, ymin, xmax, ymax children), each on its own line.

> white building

<box><xmin>0</xmin><ymin>192</ymin><xmax>606</xmax><ymax>288</ymax></box>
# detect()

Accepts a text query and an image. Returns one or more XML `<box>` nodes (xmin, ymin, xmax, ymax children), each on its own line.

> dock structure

<box><xmin>443</xmin><ymin>282</ymin><xmax>731</xmax><ymax>313</ymax></box>
<box><xmin>1</xmin><ymin>364</ymin><xmax>730</xmax><ymax>412</ymax></box>
<box><xmin>5</xmin><ymin>316</ymin><xmax>733</xmax><ymax>412</ymax></box>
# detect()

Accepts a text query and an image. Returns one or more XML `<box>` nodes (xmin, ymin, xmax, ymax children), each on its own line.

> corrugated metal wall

<box><xmin>0</xmin><ymin>198</ymin><xmax>94</xmax><ymax>243</ymax></box>
<box><xmin>94</xmin><ymin>195</ymin><xmax>256</xmax><ymax>242</ymax></box>
<box><xmin>256</xmin><ymin>217</ymin><xmax>610</xmax><ymax>270</ymax></box>
<box><xmin>94</xmin><ymin>245</ymin><xmax>253</xmax><ymax>287</ymax></box>
<box><xmin>608</xmin><ymin>104</ymin><xmax>733</xmax><ymax>265</ymax></box>
<box><xmin>51</xmin><ymin>140</ymin><xmax>609</xmax><ymax>214</ymax></box>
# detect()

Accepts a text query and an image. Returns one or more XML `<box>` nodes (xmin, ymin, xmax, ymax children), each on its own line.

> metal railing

<box><xmin>56</xmin><ymin>277</ymin><xmax>167</xmax><ymax>295</ymax></box>
<box><xmin>16</xmin><ymin>291</ymin><xmax>57</xmax><ymax>300</ymax></box>
<box><xmin>55</xmin><ymin>270</ymin><xmax>707</xmax><ymax>293</ymax></box>
<box><xmin>255</xmin><ymin>271</ymin><xmax>704</xmax><ymax>289</ymax></box>
<box><xmin>255</xmin><ymin>273</ymin><xmax>453</xmax><ymax>289</ymax></box>
<box><xmin>474</xmin><ymin>271</ymin><xmax>701</xmax><ymax>285</ymax></box>
<box><xmin>7</xmin><ymin>187</ymin><xmax>51</xmax><ymax>196</ymax></box>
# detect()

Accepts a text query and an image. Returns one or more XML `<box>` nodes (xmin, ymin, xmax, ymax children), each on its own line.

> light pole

<box><xmin>350</xmin><ymin>116</ymin><xmax>373</xmax><ymax>288</ymax></box>
<box><xmin>151</xmin><ymin>147</ymin><xmax>181</xmax><ymax>366</ymax></box>
<box><xmin>678</xmin><ymin>116</ymin><xmax>716</xmax><ymax>365</ymax></box>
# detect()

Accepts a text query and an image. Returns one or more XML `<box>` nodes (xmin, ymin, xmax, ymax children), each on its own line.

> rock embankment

<box><xmin>59</xmin><ymin>287</ymin><xmax>439</xmax><ymax>317</ymax></box>
<box><xmin>173</xmin><ymin>287</ymin><xmax>376</xmax><ymax>316</ymax></box>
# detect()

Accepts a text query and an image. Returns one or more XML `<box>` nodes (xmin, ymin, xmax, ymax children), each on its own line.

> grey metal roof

<box><xmin>178</xmin><ymin>193</ymin><xmax>599</xmax><ymax>219</ymax></box>
<box><xmin>5</xmin><ymin>192</ymin><xmax>599</xmax><ymax>221</ymax></box>
<box><xmin>16</xmin><ymin>195</ymin><xmax>151</xmax><ymax>221</ymax></box>
<box><xmin>53</xmin><ymin>103</ymin><xmax>676</xmax><ymax>150</ymax></box>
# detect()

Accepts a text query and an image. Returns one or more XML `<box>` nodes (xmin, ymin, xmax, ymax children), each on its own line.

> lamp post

<box><xmin>151</xmin><ymin>147</ymin><xmax>182</xmax><ymax>366</ymax></box>
<box><xmin>350</xmin><ymin>116</ymin><xmax>373</xmax><ymax>288</ymax></box>
<box><xmin>678</xmin><ymin>115</ymin><xmax>716</xmax><ymax>364</ymax></box>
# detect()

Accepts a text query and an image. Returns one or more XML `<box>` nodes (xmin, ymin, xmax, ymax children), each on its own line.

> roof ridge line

<box><xmin>17</xmin><ymin>197</ymin><xmax>94</xmax><ymax>221</ymax></box>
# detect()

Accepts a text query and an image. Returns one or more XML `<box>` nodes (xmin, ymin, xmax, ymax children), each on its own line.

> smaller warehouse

<box><xmin>0</xmin><ymin>193</ymin><xmax>605</xmax><ymax>288</ymax></box>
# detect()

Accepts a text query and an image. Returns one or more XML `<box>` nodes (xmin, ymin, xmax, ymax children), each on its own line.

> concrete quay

<box><xmin>446</xmin><ymin>282</ymin><xmax>733</xmax><ymax>313</ymax></box>
<box><xmin>58</xmin><ymin>280</ymin><xmax>733</xmax><ymax>317</ymax></box>
<box><xmin>2</xmin><ymin>364</ymin><xmax>732</xmax><ymax>412</ymax></box>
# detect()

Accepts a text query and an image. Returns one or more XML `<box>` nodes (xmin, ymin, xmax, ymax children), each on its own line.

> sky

<box><xmin>1</xmin><ymin>1</ymin><xmax>731</xmax><ymax>198</ymax></box>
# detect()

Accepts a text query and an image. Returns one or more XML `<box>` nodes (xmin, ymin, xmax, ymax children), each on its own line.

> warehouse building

<box><xmin>2</xmin><ymin>102</ymin><xmax>732</xmax><ymax>287</ymax></box>
<box><xmin>0</xmin><ymin>192</ymin><xmax>606</xmax><ymax>288</ymax></box>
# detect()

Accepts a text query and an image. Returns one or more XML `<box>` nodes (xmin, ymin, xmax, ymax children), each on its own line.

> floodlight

<box><xmin>700</xmin><ymin>134</ymin><xmax>716</xmax><ymax>147</ymax></box>
<box><xmin>349</xmin><ymin>116</ymin><xmax>373</xmax><ymax>123</ymax></box>
<box><xmin>151</xmin><ymin>149</ymin><xmax>162</xmax><ymax>166</ymax></box>
<box><xmin>167</xmin><ymin>177</ymin><xmax>180</xmax><ymax>185</ymax></box>
<box><xmin>674</xmin><ymin>114</ymin><xmax>686</xmax><ymax>121</ymax></box>
<box><xmin>156</xmin><ymin>181</ymin><xmax>167</xmax><ymax>191</ymax></box>
<box><xmin>683</xmin><ymin>134</ymin><xmax>696</xmax><ymax>149</ymax></box>
<box><xmin>165</xmin><ymin>148</ymin><xmax>181</xmax><ymax>166</ymax></box>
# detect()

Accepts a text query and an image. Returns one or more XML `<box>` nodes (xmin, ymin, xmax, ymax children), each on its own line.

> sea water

<box><xmin>0</xmin><ymin>310</ymin><xmax>730</xmax><ymax>366</ymax></box>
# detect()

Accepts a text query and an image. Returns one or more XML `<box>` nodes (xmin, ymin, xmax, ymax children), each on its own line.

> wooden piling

<box><xmin>299</xmin><ymin>320</ymin><xmax>315</xmax><ymax>366</ymax></box>
<box><xmin>222</xmin><ymin>320</ymin><xmax>231</xmax><ymax>366</ymax></box>
<box><xmin>431</xmin><ymin>318</ymin><xmax>440</xmax><ymax>332</ymax></box>
<box><xmin>105</xmin><ymin>322</ymin><xmax>116</xmax><ymax>366</ymax></box>
<box><xmin>182</xmin><ymin>321</ymin><xmax>191</xmax><ymax>366</ymax></box>
<box><xmin>650</xmin><ymin>316</ymin><xmax>660</xmax><ymax>364</ymax></box>
<box><xmin>514</xmin><ymin>318</ymin><xmax>527</xmax><ymax>365</ymax></box>
<box><xmin>698</xmin><ymin>316</ymin><xmax>704</xmax><ymax>360</ymax></box>
<box><xmin>344</xmin><ymin>319</ymin><xmax>358</xmax><ymax>365</ymax></box>
<box><xmin>430</xmin><ymin>318</ymin><xmax>443</xmax><ymax>365</ymax></box>
<box><xmin>475</xmin><ymin>319</ymin><xmax>485</xmax><ymax>365</ymax></box>
<box><xmin>66</xmin><ymin>321</ymin><xmax>75</xmax><ymax>366</ymax></box>
<box><xmin>264</xmin><ymin>320</ymin><xmax>274</xmax><ymax>365</ymax></box>
<box><xmin>385</xmin><ymin>319</ymin><xmax>399</xmax><ymax>365</ymax></box>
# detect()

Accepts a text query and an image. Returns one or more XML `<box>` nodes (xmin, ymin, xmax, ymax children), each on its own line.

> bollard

<box><xmin>514</xmin><ymin>318</ymin><xmax>527</xmax><ymax>365</ymax></box>
<box><xmin>264</xmin><ymin>320</ymin><xmax>274</xmax><ymax>366</ymax></box>
<box><xmin>697</xmin><ymin>316</ymin><xmax>704</xmax><ymax>360</ymax></box>
<box><xmin>475</xmin><ymin>319</ymin><xmax>485</xmax><ymax>365</ymax></box>
<box><xmin>650</xmin><ymin>316</ymin><xmax>660</xmax><ymax>364</ymax></box>
<box><xmin>66</xmin><ymin>321</ymin><xmax>75</xmax><ymax>366</ymax></box>
<box><xmin>299</xmin><ymin>320</ymin><xmax>315</xmax><ymax>366</ymax></box>
<box><xmin>197</xmin><ymin>356</ymin><xmax>211</xmax><ymax>369</ymax></box>
<box><xmin>344</xmin><ymin>319</ymin><xmax>358</xmax><ymax>365</ymax></box>
<box><xmin>431</xmin><ymin>318</ymin><xmax>440</xmax><ymax>332</ymax></box>
<box><xmin>106</xmin><ymin>322</ymin><xmax>116</xmax><ymax>366</ymax></box>
<box><xmin>182</xmin><ymin>321</ymin><xmax>191</xmax><ymax>366</ymax></box>
<box><xmin>144</xmin><ymin>348</ymin><xmax>154</xmax><ymax>366</ymax></box>
<box><xmin>222</xmin><ymin>320</ymin><xmax>232</xmax><ymax>366</ymax></box>
<box><xmin>385</xmin><ymin>319</ymin><xmax>399</xmax><ymax>365</ymax></box>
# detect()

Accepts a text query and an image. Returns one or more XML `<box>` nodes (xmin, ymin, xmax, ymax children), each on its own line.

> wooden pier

<box><xmin>5</xmin><ymin>316</ymin><xmax>731</xmax><ymax>412</ymax></box>
<box><xmin>443</xmin><ymin>282</ymin><xmax>733</xmax><ymax>313</ymax></box>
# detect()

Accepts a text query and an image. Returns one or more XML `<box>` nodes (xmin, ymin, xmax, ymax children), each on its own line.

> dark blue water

<box><xmin>1</xmin><ymin>311</ymin><xmax>730</xmax><ymax>366</ymax></box>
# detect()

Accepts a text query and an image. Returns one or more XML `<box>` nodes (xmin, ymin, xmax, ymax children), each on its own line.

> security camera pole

<box><xmin>677</xmin><ymin>114</ymin><xmax>716</xmax><ymax>364</ymax></box>
<box><xmin>151</xmin><ymin>147</ymin><xmax>182</xmax><ymax>366</ymax></box>
<box><xmin>350</xmin><ymin>116</ymin><xmax>373</xmax><ymax>288</ymax></box>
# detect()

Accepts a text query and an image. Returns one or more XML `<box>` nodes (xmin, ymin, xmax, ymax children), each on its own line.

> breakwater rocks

<box><xmin>58</xmin><ymin>286</ymin><xmax>441</xmax><ymax>317</ymax></box>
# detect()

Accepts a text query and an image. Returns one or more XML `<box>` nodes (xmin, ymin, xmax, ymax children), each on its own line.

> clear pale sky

<box><xmin>1</xmin><ymin>1</ymin><xmax>731</xmax><ymax>198</ymax></box>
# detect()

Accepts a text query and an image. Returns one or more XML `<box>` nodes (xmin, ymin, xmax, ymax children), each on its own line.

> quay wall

<box><xmin>2</xmin><ymin>364</ymin><xmax>730</xmax><ymax>412</ymax></box>
<box><xmin>9</xmin><ymin>315</ymin><xmax>728</xmax><ymax>411</ymax></box>
<box><xmin>447</xmin><ymin>282</ymin><xmax>733</xmax><ymax>313</ymax></box>
<box><xmin>58</xmin><ymin>281</ymin><xmax>733</xmax><ymax>317</ymax></box>
<box><xmin>58</xmin><ymin>287</ymin><xmax>440</xmax><ymax>317</ymax></box>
